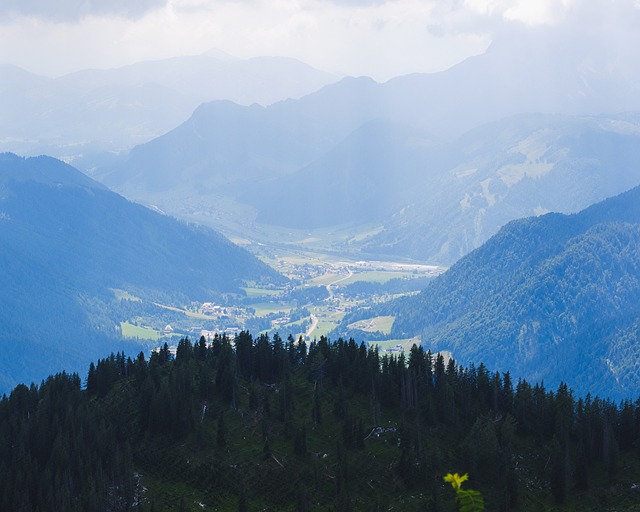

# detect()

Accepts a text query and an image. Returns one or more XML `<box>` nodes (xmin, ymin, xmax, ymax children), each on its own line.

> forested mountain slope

<box><xmin>2</xmin><ymin>334</ymin><xmax>640</xmax><ymax>511</ymax></box>
<box><xmin>339</xmin><ymin>185</ymin><xmax>640</xmax><ymax>399</ymax></box>
<box><xmin>0</xmin><ymin>153</ymin><xmax>283</xmax><ymax>392</ymax></box>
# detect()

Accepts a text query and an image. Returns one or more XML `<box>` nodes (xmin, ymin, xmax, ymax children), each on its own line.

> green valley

<box><xmin>116</xmin><ymin>249</ymin><xmax>444</xmax><ymax>353</ymax></box>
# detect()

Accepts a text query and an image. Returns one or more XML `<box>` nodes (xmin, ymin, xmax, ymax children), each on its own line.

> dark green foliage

<box><xmin>457</xmin><ymin>489</ymin><xmax>485</xmax><ymax>512</ymax></box>
<box><xmin>3</xmin><ymin>333</ymin><xmax>640</xmax><ymax>511</ymax></box>
<box><xmin>340</xmin><ymin>185</ymin><xmax>640</xmax><ymax>399</ymax></box>
<box><xmin>0</xmin><ymin>372</ymin><xmax>136</xmax><ymax>511</ymax></box>
<box><xmin>217</xmin><ymin>411</ymin><xmax>227</xmax><ymax>448</ymax></box>
<box><xmin>294</xmin><ymin>424</ymin><xmax>308</xmax><ymax>457</ymax></box>
<box><xmin>312</xmin><ymin>383</ymin><xmax>322</xmax><ymax>426</ymax></box>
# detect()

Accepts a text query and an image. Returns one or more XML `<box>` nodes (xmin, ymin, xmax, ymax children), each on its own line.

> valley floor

<box><xmin>116</xmin><ymin>243</ymin><xmax>445</xmax><ymax>355</ymax></box>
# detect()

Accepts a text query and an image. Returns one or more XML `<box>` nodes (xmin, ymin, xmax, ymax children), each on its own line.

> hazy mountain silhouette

<box><xmin>103</xmin><ymin>24</ymin><xmax>640</xmax><ymax>260</ymax></box>
<box><xmin>0</xmin><ymin>54</ymin><xmax>337</xmax><ymax>168</ymax></box>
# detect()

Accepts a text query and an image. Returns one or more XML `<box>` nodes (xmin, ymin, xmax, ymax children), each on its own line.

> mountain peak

<box><xmin>0</xmin><ymin>153</ymin><xmax>106</xmax><ymax>190</ymax></box>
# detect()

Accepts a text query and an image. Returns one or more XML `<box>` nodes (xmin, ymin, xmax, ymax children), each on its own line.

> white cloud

<box><xmin>0</xmin><ymin>0</ymin><xmax>167</xmax><ymax>22</ymax></box>
<box><xmin>0</xmin><ymin>0</ymin><xmax>637</xmax><ymax>81</ymax></box>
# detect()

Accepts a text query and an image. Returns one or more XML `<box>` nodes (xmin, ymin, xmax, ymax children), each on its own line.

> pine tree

<box><xmin>312</xmin><ymin>383</ymin><xmax>322</xmax><ymax>426</ymax></box>
<box><xmin>86</xmin><ymin>362</ymin><xmax>97</xmax><ymax>394</ymax></box>
<box><xmin>217</xmin><ymin>411</ymin><xmax>227</xmax><ymax>448</ymax></box>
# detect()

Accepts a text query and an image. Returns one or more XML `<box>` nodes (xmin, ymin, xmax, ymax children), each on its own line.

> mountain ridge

<box><xmin>336</xmin><ymin>185</ymin><xmax>640</xmax><ymax>399</ymax></box>
<box><xmin>0</xmin><ymin>54</ymin><xmax>338</xmax><ymax>167</ymax></box>
<box><xmin>0</xmin><ymin>153</ymin><xmax>283</xmax><ymax>392</ymax></box>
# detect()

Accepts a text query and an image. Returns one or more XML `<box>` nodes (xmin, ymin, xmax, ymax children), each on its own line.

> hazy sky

<box><xmin>0</xmin><ymin>0</ymin><xmax>637</xmax><ymax>81</ymax></box>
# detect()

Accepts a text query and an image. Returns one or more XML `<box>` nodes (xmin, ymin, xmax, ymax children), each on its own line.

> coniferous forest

<box><xmin>2</xmin><ymin>332</ymin><xmax>640</xmax><ymax>512</ymax></box>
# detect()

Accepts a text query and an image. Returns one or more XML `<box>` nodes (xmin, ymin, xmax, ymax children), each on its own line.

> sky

<box><xmin>0</xmin><ymin>0</ymin><xmax>638</xmax><ymax>81</ymax></box>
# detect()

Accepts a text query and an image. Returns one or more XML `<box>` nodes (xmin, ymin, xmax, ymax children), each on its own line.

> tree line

<box><xmin>1</xmin><ymin>332</ymin><xmax>639</xmax><ymax>511</ymax></box>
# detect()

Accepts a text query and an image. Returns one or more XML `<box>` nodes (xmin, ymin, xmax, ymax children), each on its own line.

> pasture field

<box><xmin>338</xmin><ymin>271</ymin><xmax>414</xmax><ymax>285</ymax></box>
<box><xmin>120</xmin><ymin>321</ymin><xmax>159</xmax><ymax>341</ymax></box>
<box><xmin>241</xmin><ymin>287</ymin><xmax>281</xmax><ymax>298</ymax></box>
<box><xmin>348</xmin><ymin>315</ymin><xmax>395</xmax><ymax>334</ymax></box>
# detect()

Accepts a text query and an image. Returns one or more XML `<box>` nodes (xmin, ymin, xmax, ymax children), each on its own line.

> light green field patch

<box><xmin>348</xmin><ymin>315</ymin><xmax>395</xmax><ymax>335</ymax></box>
<box><xmin>241</xmin><ymin>287</ymin><xmax>282</xmax><ymax>298</ymax></box>
<box><xmin>310</xmin><ymin>273</ymin><xmax>342</xmax><ymax>286</ymax></box>
<box><xmin>120</xmin><ymin>322</ymin><xmax>159</xmax><ymax>340</ymax></box>
<box><xmin>498</xmin><ymin>161</ymin><xmax>555</xmax><ymax>187</ymax></box>
<box><xmin>293</xmin><ymin>237</ymin><xmax>322</xmax><ymax>244</ymax></box>
<box><xmin>312</xmin><ymin>319</ymin><xmax>340</xmax><ymax>338</ymax></box>
<box><xmin>347</xmin><ymin>226</ymin><xmax>384</xmax><ymax>243</ymax></box>
<box><xmin>228</xmin><ymin>236</ymin><xmax>252</xmax><ymax>245</ymax></box>
<box><xmin>306</xmin><ymin>306</ymin><xmax>345</xmax><ymax>338</ymax></box>
<box><xmin>153</xmin><ymin>303</ymin><xmax>214</xmax><ymax>320</ymax></box>
<box><xmin>370</xmin><ymin>337</ymin><xmax>421</xmax><ymax>352</ymax></box>
<box><xmin>252</xmin><ymin>302</ymin><xmax>293</xmax><ymax>317</ymax></box>
<box><xmin>280</xmin><ymin>255</ymin><xmax>314</xmax><ymax>265</ymax></box>
<box><xmin>339</xmin><ymin>271</ymin><xmax>414</xmax><ymax>285</ymax></box>
<box><xmin>498</xmin><ymin>130</ymin><xmax>558</xmax><ymax>187</ymax></box>
<box><xmin>111</xmin><ymin>288</ymin><xmax>141</xmax><ymax>302</ymax></box>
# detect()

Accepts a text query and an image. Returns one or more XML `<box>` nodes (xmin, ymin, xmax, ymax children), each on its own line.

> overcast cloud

<box><xmin>0</xmin><ymin>0</ymin><xmax>166</xmax><ymax>21</ymax></box>
<box><xmin>0</xmin><ymin>0</ymin><xmax>637</xmax><ymax>81</ymax></box>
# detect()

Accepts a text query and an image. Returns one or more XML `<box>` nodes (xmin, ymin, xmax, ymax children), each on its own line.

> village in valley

<box><xmin>117</xmin><ymin>254</ymin><xmax>445</xmax><ymax>355</ymax></box>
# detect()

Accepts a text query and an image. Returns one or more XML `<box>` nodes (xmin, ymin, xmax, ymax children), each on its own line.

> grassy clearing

<box><xmin>280</xmin><ymin>253</ymin><xmax>337</xmax><ymax>265</ymax></box>
<box><xmin>227</xmin><ymin>236</ymin><xmax>252</xmax><ymax>245</ymax></box>
<box><xmin>347</xmin><ymin>225</ymin><xmax>384</xmax><ymax>242</ymax></box>
<box><xmin>370</xmin><ymin>337</ymin><xmax>421</xmax><ymax>352</ymax></box>
<box><xmin>310</xmin><ymin>319</ymin><xmax>336</xmax><ymax>338</ymax></box>
<box><xmin>348</xmin><ymin>315</ymin><xmax>395</xmax><ymax>335</ymax></box>
<box><xmin>310</xmin><ymin>273</ymin><xmax>342</xmax><ymax>286</ymax></box>
<box><xmin>241</xmin><ymin>287</ymin><xmax>281</xmax><ymax>298</ymax></box>
<box><xmin>111</xmin><ymin>288</ymin><xmax>141</xmax><ymax>302</ymax></box>
<box><xmin>152</xmin><ymin>303</ymin><xmax>216</xmax><ymax>321</ymax></box>
<box><xmin>251</xmin><ymin>302</ymin><xmax>293</xmax><ymax>317</ymax></box>
<box><xmin>307</xmin><ymin>306</ymin><xmax>345</xmax><ymax>338</ymax></box>
<box><xmin>293</xmin><ymin>237</ymin><xmax>322</xmax><ymax>244</ymax></box>
<box><xmin>339</xmin><ymin>271</ymin><xmax>414</xmax><ymax>285</ymax></box>
<box><xmin>120</xmin><ymin>322</ymin><xmax>159</xmax><ymax>340</ymax></box>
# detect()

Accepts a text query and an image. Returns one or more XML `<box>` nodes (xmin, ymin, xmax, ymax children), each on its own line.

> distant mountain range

<box><xmin>107</xmin><ymin>108</ymin><xmax>640</xmax><ymax>264</ymax></box>
<box><xmin>99</xmin><ymin>26</ymin><xmax>640</xmax><ymax>263</ymax></box>
<box><xmin>0</xmin><ymin>53</ymin><xmax>337</xmax><ymax>167</ymax></box>
<box><xmin>0</xmin><ymin>153</ymin><xmax>283</xmax><ymax>392</ymax></box>
<box><xmin>360</xmin><ymin>112</ymin><xmax>640</xmax><ymax>263</ymax></box>
<box><xmin>336</xmin><ymin>185</ymin><xmax>640</xmax><ymax>399</ymax></box>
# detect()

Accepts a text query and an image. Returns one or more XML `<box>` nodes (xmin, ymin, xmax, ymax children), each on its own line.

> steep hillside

<box><xmin>0</xmin><ymin>153</ymin><xmax>283</xmax><ymax>391</ymax></box>
<box><xmin>3</xmin><ymin>334</ymin><xmax>640</xmax><ymax>511</ymax></box>
<box><xmin>337</xmin><ymin>185</ymin><xmax>640</xmax><ymax>399</ymax></box>
<box><xmin>363</xmin><ymin>113</ymin><xmax>640</xmax><ymax>263</ymax></box>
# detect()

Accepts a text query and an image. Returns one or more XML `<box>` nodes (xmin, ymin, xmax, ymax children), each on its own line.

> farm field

<box><xmin>347</xmin><ymin>315</ymin><xmax>395</xmax><ymax>334</ymax></box>
<box><xmin>120</xmin><ymin>321</ymin><xmax>159</xmax><ymax>341</ymax></box>
<box><xmin>115</xmin><ymin>244</ymin><xmax>444</xmax><ymax>355</ymax></box>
